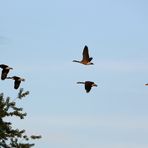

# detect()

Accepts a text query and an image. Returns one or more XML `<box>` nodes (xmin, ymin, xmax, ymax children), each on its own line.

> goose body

<box><xmin>77</xmin><ymin>81</ymin><xmax>97</xmax><ymax>93</ymax></box>
<box><xmin>73</xmin><ymin>46</ymin><xmax>94</xmax><ymax>65</ymax></box>
<box><xmin>7</xmin><ymin>76</ymin><xmax>25</xmax><ymax>89</ymax></box>
<box><xmin>0</xmin><ymin>64</ymin><xmax>13</xmax><ymax>80</ymax></box>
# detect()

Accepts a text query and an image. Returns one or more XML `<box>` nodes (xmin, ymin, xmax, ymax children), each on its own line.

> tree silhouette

<box><xmin>0</xmin><ymin>88</ymin><xmax>41</xmax><ymax>148</ymax></box>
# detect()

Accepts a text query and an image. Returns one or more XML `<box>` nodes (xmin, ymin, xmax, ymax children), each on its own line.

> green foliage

<box><xmin>0</xmin><ymin>89</ymin><xmax>41</xmax><ymax>148</ymax></box>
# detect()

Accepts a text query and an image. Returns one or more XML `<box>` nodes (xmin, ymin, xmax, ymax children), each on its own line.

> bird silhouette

<box><xmin>0</xmin><ymin>64</ymin><xmax>13</xmax><ymax>80</ymax></box>
<box><xmin>73</xmin><ymin>45</ymin><xmax>94</xmax><ymax>65</ymax></box>
<box><xmin>77</xmin><ymin>81</ymin><xmax>97</xmax><ymax>93</ymax></box>
<box><xmin>7</xmin><ymin>76</ymin><xmax>25</xmax><ymax>89</ymax></box>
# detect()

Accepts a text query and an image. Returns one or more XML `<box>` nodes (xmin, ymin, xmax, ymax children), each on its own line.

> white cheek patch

<box><xmin>6</xmin><ymin>67</ymin><xmax>13</xmax><ymax>70</ymax></box>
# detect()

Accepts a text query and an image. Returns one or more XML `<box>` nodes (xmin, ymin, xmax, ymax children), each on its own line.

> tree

<box><xmin>0</xmin><ymin>88</ymin><xmax>41</xmax><ymax>148</ymax></box>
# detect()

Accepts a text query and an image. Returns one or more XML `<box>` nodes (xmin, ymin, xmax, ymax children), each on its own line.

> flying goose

<box><xmin>73</xmin><ymin>45</ymin><xmax>94</xmax><ymax>65</ymax></box>
<box><xmin>7</xmin><ymin>76</ymin><xmax>25</xmax><ymax>89</ymax></box>
<box><xmin>0</xmin><ymin>64</ymin><xmax>13</xmax><ymax>80</ymax></box>
<box><xmin>77</xmin><ymin>81</ymin><xmax>97</xmax><ymax>93</ymax></box>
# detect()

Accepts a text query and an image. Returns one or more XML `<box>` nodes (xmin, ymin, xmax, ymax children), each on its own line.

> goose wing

<box><xmin>1</xmin><ymin>69</ymin><xmax>9</xmax><ymax>80</ymax></box>
<box><xmin>82</xmin><ymin>46</ymin><xmax>90</xmax><ymax>61</ymax></box>
<box><xmin>0</xmin><ymin>64</ymin><xmax>8</xmax><ymax>69</ymax></box>
<box><xmin>14</xmin><ymin>80</ymin><xmax>21</xmax><ymax>89</ymax></box>
<box><xmin>85</xmin><ymin>82</ymin><xmax>92</xmax><ymax>93</ymax></box>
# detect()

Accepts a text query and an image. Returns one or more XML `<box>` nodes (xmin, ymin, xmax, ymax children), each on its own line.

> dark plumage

<box><xmin>77</xmin><ymin>81</ymin><xmax>97</xmax><ymax>93</ymax></box>
<box><xmin>0</xmin><ymin>64</ymin><xmax>13</xmax><ymax>80</ymax></box>
<box><xmin>7</xmin><ymin>76</ymin><xmax>25</xmax><ymax>89</ymax></box>
<box><xmin>73</xmin><ymin>45</ymin><xmax>94</xmax><ymax>65</ymax></box>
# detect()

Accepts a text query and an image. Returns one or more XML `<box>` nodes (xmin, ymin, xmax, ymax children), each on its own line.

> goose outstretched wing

<box><xmin>14</xmin><ymin>80</ymin><xmax>21</xmax><ymax>89</ymax></box>
<box><xmin>85</xmin><ymin>82</ymin><xmax>92</xmax><ymax>93</ymax></box>
<box><xmin>1</xmin><ymin>69</ymin><xmax>9</xmax><ymax>80</ymax></box>
<box><xmin>82</xmin><ymin>46</ymin><xmax>89</xmax><ymax>61</ymax></box>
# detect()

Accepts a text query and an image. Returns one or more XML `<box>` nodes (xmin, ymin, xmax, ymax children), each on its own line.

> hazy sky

<box><xmin>1</xmin><ymin>0</ymin><xmax>148</xmax><ymax>147</ymax></box>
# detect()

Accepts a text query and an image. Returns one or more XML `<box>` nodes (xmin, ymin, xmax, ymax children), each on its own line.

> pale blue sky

<box><xmin>1</xmin><ymin>0</ymin><xmax>148</xmax><ymax>147</ymax></box>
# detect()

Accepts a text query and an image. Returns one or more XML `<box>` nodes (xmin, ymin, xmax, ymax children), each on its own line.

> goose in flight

<box><xmin>7</xmin><ymin>76</ymin><xmax>25</xmax><ymax>89</ymax></box>
<box><xmin>77</xmin><ymin>81</ymin><xmax>97</xmax><ymax>93</ymax></box>
<box><xmin>73</xmin><ymin>45</ymin><xmax>94</xmax><ymax>65</ymax></box>
<box><xmin>0</xmin><ymin>64</ymin><xmax>13</xmax><ymax>80</ymax></box>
